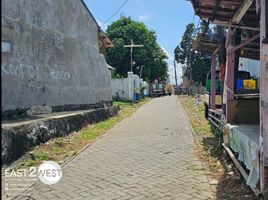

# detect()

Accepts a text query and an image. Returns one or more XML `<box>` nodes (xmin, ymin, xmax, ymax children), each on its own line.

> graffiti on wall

<box><xmin>2</xmin><ymin>62</ymin><xmax>37</xmax><ymax>80</ymax></box>
<box><xmin>2</xmin><ymin>62</ymin><xmax>71</xmax><ymax>81</ymax></box>
<box><xmin>50</xmin><ymin>68</ymin><xmax>71</xmax><ymax>81</ymax></box>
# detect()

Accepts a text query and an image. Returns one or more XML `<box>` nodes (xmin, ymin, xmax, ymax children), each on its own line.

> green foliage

<box><xmin>106</xmin><ymin>16</ymin><xmax>168</xmax><ymax>82</ymax></box>
<box><xmin>18</xmin><ymin>152</ymin><xmax>51</xmax><ymax>168</ymax></box>
<box><xmin>113</xmin><ymin>101</ymin><xmax>132</xmax><ymax>108</ymax></box>
<box><xmin>174</xmin><ymin>23</ymin><xmax>195</xmax><ymax>65</ymax></box>
<box><xmin>111</xmin><ymin>71</ymin><xmax>124</xmax><ymax>79</ymax></box>
<box><xmin>174</xmin><ymin>23</ymin><xmax>211</xmax><ymax>86</ymax></box>
<box><xmin>191</xmin><ymin>51</ymin><xmax>211</xmax><ymax>85</ymax></box>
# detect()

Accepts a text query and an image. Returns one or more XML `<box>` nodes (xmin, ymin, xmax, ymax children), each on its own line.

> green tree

<box><xmin>106</xmin><ymin>16</ymin><xmax>168</xmax><ymax>82</ymax></box>
<box><xmin>174</xmin><ymin>23</ymin><xmax>195</xmax><ymax>65</ymax></box>
<box><xmin>174</xmin><ymin>23</ymin><xmax>210</xmax><ymax>86</ymax></box>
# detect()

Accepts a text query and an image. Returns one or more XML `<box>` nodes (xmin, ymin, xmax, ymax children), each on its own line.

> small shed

<box><xmin>190</xmin><ymin>0</ymin><xmax>268</xmax><ymax>198</ymax></box>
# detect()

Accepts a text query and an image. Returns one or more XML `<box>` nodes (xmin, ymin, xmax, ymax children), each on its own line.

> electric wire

<box><xmin>100</xmin><ymin>0</ymin><xmax>129</xmax><ymax>28</ymax></box>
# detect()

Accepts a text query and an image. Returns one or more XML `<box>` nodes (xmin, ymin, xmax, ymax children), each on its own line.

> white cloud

<box><xmin>138</xmin><ymin>14</ymin><xmax>151</xmax><ymax>21</ymax></box>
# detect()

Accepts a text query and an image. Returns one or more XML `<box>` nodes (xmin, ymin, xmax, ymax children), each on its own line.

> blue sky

<box><xmin>84</xmin><ymin>0</ymin><xmax>198</xmax><ymax>84</ymax></box>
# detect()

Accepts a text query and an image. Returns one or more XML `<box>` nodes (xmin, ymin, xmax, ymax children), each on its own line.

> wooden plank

<box><xmin>210</xmin><ymin>54</ymin><xmax>216</xmax><ymax>110</ymax></box>
<box><xmin>228</xmin><ymin>33</ymin><xmax>260</xmax><ymax>55</ymax></box>
<box><xmin>225</xmin><ymin>44</ymin><xmax>236</xmax><ymax>123</ymax></box>
<box><xmin>260</xmin><ymin>0</ymin><xmax>268</xmax><ymax>197</ymax></box>
<box><xmin>209</xmin><ymin>108</ymin><xmax>223</xmax><ymax>115</ymax></box>
<box><xmin>233</xmin><ymin>99</ymin><xmax>259</xmax><ymax>124</ymax></box>
<box><xmin>222</xmin><ymin>143</ymin><xmax>249</xmax><ymax>180</ymax></box>
<box><xmin>209</xmin><ymin>114</ymin><xmax>222</xmax><ymax>123</ymax></box>
<box><xmin>264</xmin><ymin>167</ymin><xmax>268</xmax><ymax>199</ymax></box>
<box><xmin>225</xmin><ymin>21</ymin><xmax>232</xmax><ymax>48</ymax></box>
<box><xmin>232</xmin><ymin>0</ymin><xmax>254</xmax><ymax>23</ymax></box>
<box><xmin>234</xmin><ymin>29</ymin><xmax>241</xmax><ymax>94</ymax></box>
<box><xmin>231</xmin><ymin>25</ymin><xmax>260</xmax><ymax>31</ymax></box>
<box><xmin>234</xmin><ymin>93</ymin><xmax>259</xmax><ymax>98</ymax></box>
<box><xmin>222</xmin><ymin>143</ymin><xmax>262</xmax><ymax>197</ymax></box>
<box><xmin>208</xmin><ymin>117</ymin><xmax>220</xmax><ymax>128</ymax></box>
<box><xmin>260</xmin><ymin>0</ymin><xmax>268</xmax><ymax>179</ymax></box>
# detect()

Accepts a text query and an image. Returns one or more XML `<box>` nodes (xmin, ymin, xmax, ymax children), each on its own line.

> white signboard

<box><xmin>2</xmin><ymin>42</ymin><xmax>12</xmax><ymax>53</ymax></box>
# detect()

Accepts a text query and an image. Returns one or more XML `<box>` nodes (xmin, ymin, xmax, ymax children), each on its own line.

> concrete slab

<box><xmin>1</xmin><ymin>107</ymin><xmax>118</xmax><ymax>167</ymax></box>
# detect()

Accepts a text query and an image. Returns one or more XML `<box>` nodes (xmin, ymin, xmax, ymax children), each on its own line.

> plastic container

<box><xmin>216</xmin><ymin>80</ymin><xmax>221</xmax><ymax>93</ymax></box>
<box><xmin>243</xmin><ymin>79</ymin><xmax>256</xmax><ymax>90</ymax></box>
<box><xmin>206</xmin><ymin>80</ymin><xmax>221</xmax><ymax>93</ymax></box>
<box><xmin>205</xmin><ymin>80</ymin><xmax>211</xmax><ymax>92</ymax></box>
<box><xmin>236</xmin><ymin>79</ymin><xmax>243</xmax><ymax>93</ymax></box>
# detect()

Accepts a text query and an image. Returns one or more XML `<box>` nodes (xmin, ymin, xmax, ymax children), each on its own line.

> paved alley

<box><xmin>15</xmin><ymin>96</ymin><xmax>213</xmax><ymax>200</ymax></box>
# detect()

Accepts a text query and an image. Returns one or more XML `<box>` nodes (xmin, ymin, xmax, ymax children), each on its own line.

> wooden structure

<box><xmin>192</xmin><ymin>33</ymin><xmax>218</xmax><ymax>52</ymax></box>
<box><xmin>98</xmin><ymin>29</ymin><xmax>113</xmax><ymax>56</ymax></box>
<box><xmin>192</xmin><ymin>31</ymin><xmax>225</xmax><ymax>131</ymax></box>
<box><xmin>190</xmin><ymin>0</ymin><xmax>268</xmax><ymax>198</ymax></box>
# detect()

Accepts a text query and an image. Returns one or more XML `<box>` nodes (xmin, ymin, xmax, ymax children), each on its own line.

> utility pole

<box><xmin>140</xmin><ymin>65</ymin><xmax>143</xmax><ymax>78</ymax></box>
<box><xmin>124</xmin><ymin>39</ymin><xmax>144</xmax><ymax>72</ymax></box>
<box><xmin>188</xmin><ymin>50</ymin><xmax>193</xmax><ymax>96</ymax></box>
<box><xmin>174</xmin><ymin>60</ymin><xmax>178</xmax><ymax>86</ymax></box>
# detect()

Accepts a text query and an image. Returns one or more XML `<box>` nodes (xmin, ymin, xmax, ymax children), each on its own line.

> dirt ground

<box><xmin>178</xmin><ymin>95</ymin><xmax>257</xmax><ymax>200</ymax></box>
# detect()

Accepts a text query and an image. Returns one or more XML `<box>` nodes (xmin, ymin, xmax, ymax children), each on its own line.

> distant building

<box><xmin>2</xmin><ymin>0</ymin><xmax>113</xmax><ymax>119</ymax></box>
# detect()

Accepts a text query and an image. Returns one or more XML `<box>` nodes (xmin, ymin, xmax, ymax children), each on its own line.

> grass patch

<box><xmin>17</xmin><ymin>152</ymin><xmax>51</xmax><ymax>168</ymax></box>
<box><xmin>179</xmin><ymin>96</ymin><xmax>213</xmax><ymax>138</ymax></box>
<box><xmin>178</xmin><ymin>95</ymin><xmax>224</xmax><ymax>172</ymax></box>
<box><xmin>186</xmin><ymin>164</ymin><xmax>204</xmax><ymax>171</ymax></box>
<box><xmin>113</xmin><ymin>101</ymin><xmax>132</xmax><ymax>108</ymax></box>
<box><xmin>14</xmin><ymin>99</ymin><xmax>150</xmax><ymax>169</ymax></box>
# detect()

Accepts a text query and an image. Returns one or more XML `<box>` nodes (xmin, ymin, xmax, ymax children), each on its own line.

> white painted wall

<box><xmin>239</xmin><ymin>58</ymin><xmax>260</xmax><ymax>78</ymax></box>
<box><xmin>112</xmin><ymin>72</ymin><xmax>148</xmax><ymax>101</ymax></box>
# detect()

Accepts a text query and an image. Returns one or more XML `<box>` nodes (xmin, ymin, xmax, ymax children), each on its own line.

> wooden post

<box><xmin>224</xmin><ymin>27</ymin><xmax>242</xmax><ymax>123</ymax></box>
<box><xmin>210</xmin><ymin>54</ymin><xmax>216</xmax><ymax>110</ymax></box>
<box><xmin>224</xmin><ymin>45</ymin><xmax>235</xmax><ymax>123</ymax></box>
<box><xmin>217</xmin><ymin>26</ymin><xmax>226</xmax><ymax>100</ymax></box>
<box><xmin>260</xmin><ymin>0</ymin><xmax>268</xmax><ymax>198</ymax></box>
<box><xmin>234</xmin><ymin>29</ymin><xmax>241</xmax><ymax>94</ymax></box>
<box><xmin>223</xmin><ymin>21</ymin><xmax>235</xmax><ymax>121</ymax></box>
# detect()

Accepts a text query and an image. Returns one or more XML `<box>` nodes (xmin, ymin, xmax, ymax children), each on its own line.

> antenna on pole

<box><xmin>124</xmin><ymin>39</ymin><xmax>144</xmax><ymax>72</ymax></box>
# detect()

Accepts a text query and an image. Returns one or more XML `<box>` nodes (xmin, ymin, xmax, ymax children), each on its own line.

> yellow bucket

<box><xmin>243</xmin><ymin>79</ymin><xmax>256</xmax><ymax>90</ymax></box>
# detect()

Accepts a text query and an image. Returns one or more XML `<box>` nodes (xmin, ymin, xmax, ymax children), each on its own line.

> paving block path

<box><xmin>12</xmin><ymin>96</ymin><xmax>214</xmax><ymax>200</ymax></box>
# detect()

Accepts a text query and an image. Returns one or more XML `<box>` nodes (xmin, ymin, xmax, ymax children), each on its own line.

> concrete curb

<box><xmin>178</xmin><ymin>97</ymin><xmax>216</xmax><ymax>200</ymax></box>
<box><xmin>2</xmin><ymin>107</ymin><xmax>118</xmax><ymax>167</ymax></box>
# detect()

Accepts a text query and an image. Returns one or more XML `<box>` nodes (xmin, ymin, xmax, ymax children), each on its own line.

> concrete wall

<box><xmin>112</xmin><ymin>72</ymin><xmax>134</xmax><ymax>101</ymax></box>
<box><xmin>1</xmin><ymin>0</ymin><xmax>112</xmax><ymax>115</ymax></box>
<box><xmin>142</xmin><ymin>81</ymin><xmax>149</xmax><ymax>97</ymax></box>
<box><xmin>112</xmin><ymin>72</ymin><xmax>147</xmax><ymax>101</ymax></box>
<box><xmin>2</xmin><ymin>107</ymin><xmax>118</xmax><ymax>166</ymax></box>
